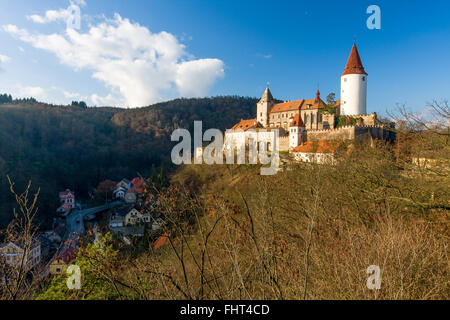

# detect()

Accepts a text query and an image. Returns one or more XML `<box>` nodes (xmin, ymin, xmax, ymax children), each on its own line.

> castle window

<box><xmin>362</xmin><ymin>77</ymin><xmax>366</xmax><ymax>81</ymax></box>
<box><xmin>344</xmin><ymin>78</ymin><xmax>347</xmax><ymax>82</ymax></box>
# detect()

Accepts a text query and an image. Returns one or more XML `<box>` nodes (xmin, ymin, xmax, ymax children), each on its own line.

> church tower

<box><xmin>340</xmin><ymin>44</ymin><xmax>367</xmax><ymax>116</ymax></box>
<box><xmin>257</xmin><ymin>87</ymin><xmax>274</xmax><ymax>128</ymax></box>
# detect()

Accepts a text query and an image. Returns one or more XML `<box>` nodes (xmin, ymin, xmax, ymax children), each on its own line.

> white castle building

<box><xmin>225</xmin><ymin>44</ymin><xmax>391</xmax><ymax>163</ymax></box>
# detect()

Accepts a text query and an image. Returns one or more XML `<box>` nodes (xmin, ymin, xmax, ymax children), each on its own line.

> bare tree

<box><xmin>0</xmin><ymin>176</ymin><xmax>41</xmax><ymax>300</ymax></box>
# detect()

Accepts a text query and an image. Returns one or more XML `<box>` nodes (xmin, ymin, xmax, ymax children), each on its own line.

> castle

<box><xmin>226</xmin><ymin>44</ymin><xmax>393</xmax><ymax>163</ymax></box>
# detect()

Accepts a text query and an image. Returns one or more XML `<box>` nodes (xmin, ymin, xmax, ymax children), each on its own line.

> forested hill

<box><xmin>0</xmin><ymin>96</ymin><xmax>257</xmax><ymax>228</ymax></box>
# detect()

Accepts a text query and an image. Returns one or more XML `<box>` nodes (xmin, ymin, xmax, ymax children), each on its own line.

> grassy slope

<box><xmin>120</xmin><ymin>142</ymin><xmax>448</xmax><ymax>300</ymax></box>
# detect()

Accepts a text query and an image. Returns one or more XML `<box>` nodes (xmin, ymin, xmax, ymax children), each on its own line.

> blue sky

<box><xmin>0</xmin><ymin>0</ymin><xmax>449</xmax><ymax>115</ymax></box>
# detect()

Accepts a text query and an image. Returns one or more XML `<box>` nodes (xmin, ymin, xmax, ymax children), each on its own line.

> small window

<box><xmin>344</xmin><ymin>78</ymin><xmax>347</xmax><ymax>82</ymax></box>
<box><xmin>362</xmin><ymin>77</ymin><xmax>366</xmax><ymax>81</ymax></box>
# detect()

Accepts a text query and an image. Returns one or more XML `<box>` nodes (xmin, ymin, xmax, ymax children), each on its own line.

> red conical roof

<box><xmin>342</xmin><ymin>44</ymin><xmax>367</xmax><ymax>76</ymax></box>
<box><xmin>290</xmin><ymin>113</ymin><xmax>304</xmax><ymax>127</ymax></box>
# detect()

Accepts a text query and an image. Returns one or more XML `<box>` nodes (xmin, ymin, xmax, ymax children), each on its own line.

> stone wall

<box><xmin>279</xmin><ymin>136</ymin><xmax>289</xmax><ymax>152</ymax></box>
<box><xmin>306</xmin><ymin>125</ymin><xmax>392</xmax><ymax>142</ymax></box>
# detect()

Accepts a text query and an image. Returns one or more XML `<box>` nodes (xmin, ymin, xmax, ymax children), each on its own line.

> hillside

<box><xmin>0</xmin><ymin>96</ymin><xmax>257</xmax><ymax>228</ymax></box>
<box><xmin>37</xmin><ymin>139</ymin><xmax>449</xmax><ymax>300</ymax></box>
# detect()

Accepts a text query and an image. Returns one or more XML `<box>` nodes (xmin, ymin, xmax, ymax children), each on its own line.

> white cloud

<box><xmin>91</xmin><ymin>93</ymin><xmax>121</xmax><ymax>106</ymax></box>
<box><xmin>27</xmin><ymin>0</ymin><xmax>86</xmax><ymax>24</ymax></box>
<box><xmin>0</xmin><ymin>54</ymin><xmax>10</xmax><ymax>72</ymax></box>
<box><xmin>72</xmin><ymin>0</ymin><xmax>87</xmax><ymax>6</ymax></box>
<box><xmin>0</xmin><ymin>54</ymin><xmax>10</xmax><ymax>63</ymax></box>
<box><xmin>176</xmin><ymin>59</ymin><xmax>225</xmax><ymax>97</ymax></box>
<box><xmin>5</xmin><ymin>13</ymin><xmax>224</xmax><ymax>107</ymax></box>
<box><xmin>17</xmin><ymin>86</ymin><xmax>47</xmax><ymax>100</ymax></box>
<box><xmin>27</xmin><ymin>9</ymin><xmax>72</xmax><ymax>24</ymax></box>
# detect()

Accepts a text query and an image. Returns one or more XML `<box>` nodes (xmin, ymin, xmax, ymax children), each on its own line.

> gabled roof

<box><xmin>342</xmin><ymin>44</ymin><xmax>367</xmax><ymax>76</ymax></box>
<box><xmin>56</xmin><ymin>246</ymin><xmax>77</xmax><ymax>264</ymax></box>
<box><xmin>59</xmin><ymin>189</ymin><xmax>74</xmax><ymax>198</ymax></box>
<box><xmin>231</xmin><ymin>119</ymin><xmax>263</xmax><ymax>132</ymax></box>
<box><xmin>290</xmin><ymin>113</ymin><xmax>304</xmax><ymax>127</ymax></box>
<box><xmin>292</xmin><ymin>141</ymin><xmax>341</xmax><ymax>154</ymax></box>
<box><xmin>300</xmin><ymin>98</ymin><xmax>328</xmax><ymax>110</ymax></box>
<box><xmin>270</xmin><ymin>100</ymin><xmax>304</xmax><ymax>113</ymax></box>
<box><xmin>259</xmin><ymin>87</ymin><xmax>274</xmax><ymax>104</ymax></box>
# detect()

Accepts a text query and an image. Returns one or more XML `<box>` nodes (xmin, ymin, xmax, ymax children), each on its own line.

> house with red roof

<box><xmin>292</xmin><ymin>141</ymin><xmax>342</xmax><ymax>164</ymax></box>
<box><xmin>59</xmin><ymin>189</ymin><xmax>75</xmax><ymax>209</ymax></box>
<box><xmin>49</xmin><ymin>246</ymin><xmax>77</xmax><ymax>275</ymax></box>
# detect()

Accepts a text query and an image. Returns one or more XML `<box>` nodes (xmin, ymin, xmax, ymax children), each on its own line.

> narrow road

<box><xmin>64</xmin><ymin>201</ymin><xmax>122</xmax><ymax>243</ymax></box>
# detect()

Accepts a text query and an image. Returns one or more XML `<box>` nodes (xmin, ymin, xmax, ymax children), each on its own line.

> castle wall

<box><xmin>306</xmin><ymin>125</ymin><xmax>389</xmax><ymax>142</ymax></box>
<box><xmin>279</xmin><ymin>136</ymin><xmax>289</xmax><ymax>152</ymax></box>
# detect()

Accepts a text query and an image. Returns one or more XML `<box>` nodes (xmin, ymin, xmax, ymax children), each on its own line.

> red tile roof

<box><xmin>59</xmin><ymin>189</ymin><xmax>74</xmax><ymax>198</ymax></box>
<box><xmin>292</xmin><ymin>141</ymin><xmax>341</xmax><ymax>154</ymax></box>
<box><xmin>231</xmin><ymin>119</ymin><xmax>263</xmax><ymax>131</ymax></box>
<box><xmin>270</xmin><ymin>100</ymin><xmax>304</xmax><ymax>113</ymax></box>
<box><xmin>57</xmin><ymin>246</ymin><xmax>77</xmax><ymax>264</ymax></box>
<box><xmin>301</xmin><ymin>98</ymin><xmax>328</xmax><ymax>110</ymax></box>
<box><xmin>342</xmin><ymin>44</ymin><xmax>367</xmax><ymax>76</ymax></box>
<box><xmin>290</xmin><ymin>113</ymin><xmax>304</xmax><ymax>127</ymax></box>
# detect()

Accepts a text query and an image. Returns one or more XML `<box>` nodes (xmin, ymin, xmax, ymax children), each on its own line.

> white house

<box><xmin>0</xmin><ymin>241</ymin><xmax>41</xmax><ymax>271</ymax></box>
<box><xmin>113</xmin><ymin>186</ymin><xmax>127</xmax><ymax>200</ymax></box>
<box><xmin>292</xmin><ymin>141</ymin><xmax>341</xmax><ymax>164</ymax></box>
<box><xmin>125</xmin><ymin>208</ymin><xmax>151</xmax><ymax>226</ymax></box>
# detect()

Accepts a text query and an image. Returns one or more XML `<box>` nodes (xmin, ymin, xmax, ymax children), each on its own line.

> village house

<box><xmin>125</xmin><ymin>208</ymin><xmax>151</xmax><ymax>226</ymax></box>
<box><xmin>113</xmin><ymin>186</ymin><xmax>127</xmax><ymax>200</ymax></box>
<box><xmin>109</xmin><ymin>209</ymin><xmax>126</xmax><ymax>228</ymax></box>
<box><xmin>0</xmin><ymin>240</ymin><xmax>41</xmax><ymax>272</ymax></box>
<box><xmin>49</xmin><ymin>246</ymin><xmax>77</xmax><ymax>276</ymax></box>
<box><xmin>59</xmin><ymin>189</ymin><xmax>75</xmax><ymax>209</ymax></box>
<box><xmin>292</xmin><ymin>141</ymin><xmax>342</xmax><ymax>164</ymax></box>
<box><xmin>116</xmin><ymin>179</ymin><xmax>131</xmax><ymax>190</ymax></box>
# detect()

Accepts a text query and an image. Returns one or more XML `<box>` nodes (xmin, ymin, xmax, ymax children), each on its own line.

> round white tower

<box><xmin>340</xmin><ymin>44</ymin><xmax>367</xmax><ymax>116</ymax></box>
